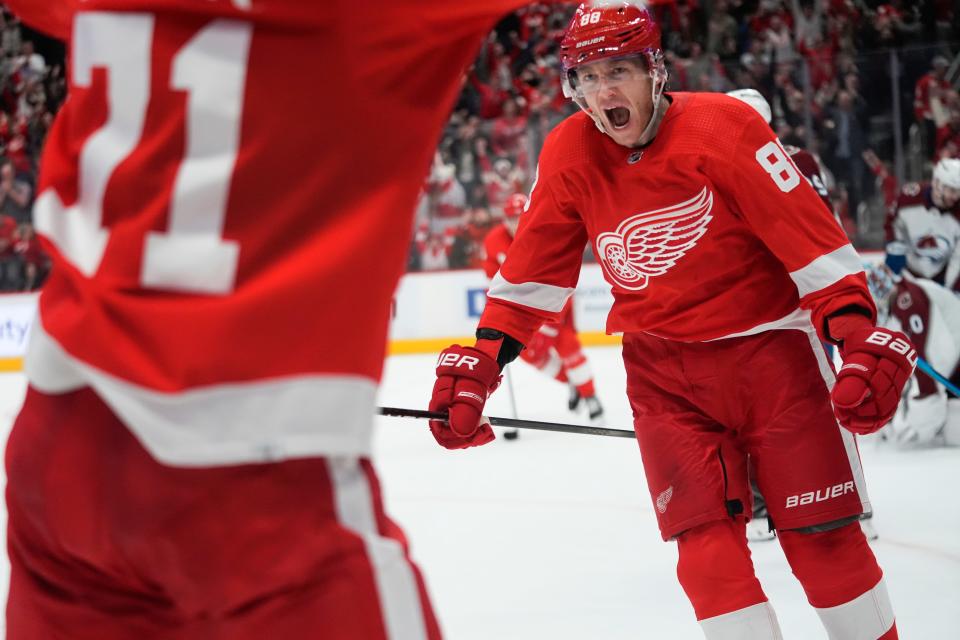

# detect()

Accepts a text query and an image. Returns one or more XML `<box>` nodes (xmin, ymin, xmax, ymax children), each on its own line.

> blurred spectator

<box><xmin>490</xmin><ymin>97</ymin><xmax>529</xmax><ymax>166</ymax></box>
<box><xmin>824</xmin><ymin>89</ymin><xmax>868</xmax><ymax>217</ymax></box>
<box><xmin>706</xmin><ymin>0</ymin><xmax>738</xmax><ymax>55</ymax></box>
<box><xmin>0</xmin><ymin>157</ymin><xmax>31</xmax><ymax>223</ymax></box>
<box><xmin>793</xmin><ymin>0</ymin><xmax>823</xmax><ymax>51</ymax></box>
<box><xmin>938</xmin><ymin>101</ymin><xmax>960</xmax><ymax>161</ymax></box>
<box><xmin>424</xmin><ymin>154</ymin><xmax>467</xmax><ymax>234</ymax></box>
<box><xmin>914</xmin><ymin>56</ymin><xmax>952</xmax><ymax>159</ymax></box>
<box><xmin>863</xmin><ymin>149</ymin><xmax>899</xmax><ymax>219</ymax></box>
<box><xmin>478</xmin><ymin>137</ymin><xmax>526</xmax><ymax>214</ymax></box>
<box><xmin>419</xmin><ymin>233</ymin><xmax>451</xmax><ymax>271</ymax></box>
<box><xmin>0</xmin><ymin>212</ymin><xmax>16</xmax><ymax>290</ymax></box>
<box><xmin>448</xmin><ymin>207</ymin><xmax>494</xmax><ymax>269</ymax></box>
<box><xmin>13</xmin><ymin>222</ymin><xmax>46</xmax><ymax>290</ymax></box>
<box><xmin>13</xmin><ymin>40</ymin><xmax>44</xmax><ymax>81</ymax></box>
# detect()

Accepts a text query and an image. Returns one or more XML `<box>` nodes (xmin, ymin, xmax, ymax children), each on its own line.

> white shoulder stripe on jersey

<box><xmin>25</xmin><ymin>323</ymin><xmax>377</xmax><ymax>466</ymax></box>
<box><xmin>487</xmin><ymin>271</ymin><xmax>574</xmax><ymax>313</ymax></box>
<box><xmin>790</xmin><ymin>245</ymin><xmax>864</xmax><ymax>299</ymax></box>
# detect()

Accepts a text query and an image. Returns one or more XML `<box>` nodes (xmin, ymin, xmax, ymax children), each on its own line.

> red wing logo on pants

<box><xmin>596</xmin><ymin>187</ymin><xmax>714</xmax><ymax>291</ymax></box>
<box><xmin>655</xmin><ymin>485</ymin><xmax>674</xmax><ymax>514</ymax></box>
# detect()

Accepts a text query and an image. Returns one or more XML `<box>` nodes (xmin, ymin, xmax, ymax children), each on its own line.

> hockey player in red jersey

<box><xmin>0</xmin><ymin>1</ymin><xmax>619</xmax><ymax>638</ymax></box>
<box><xmin>482</xmin><ymin>193</ymin><xmax>605</xmax><ymax>428</ymax></box>
<box><xmin>885</xmin><ymin>157</ymin><xmax>960</xmax><ymax>292</ymax></box>
<box><xmin>429</xmin><ymin>5</ymin><xmax>911</xmax><ymax>639</ymax></box>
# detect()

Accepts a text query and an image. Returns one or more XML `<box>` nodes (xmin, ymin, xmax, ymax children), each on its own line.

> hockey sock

<box><xmin>778</xmin><ymin>523</ymin><xmax>896</xmax><ymax>639</ymax></box>
<box><xmin>676</xmin><ymin>519</ymin><xmax>768</xmax><ymax>621</ymax></box>
<box><xmin>574</xmin><ymin>380</ymin><xmax>596</xmax><ymax>398</ymax></box>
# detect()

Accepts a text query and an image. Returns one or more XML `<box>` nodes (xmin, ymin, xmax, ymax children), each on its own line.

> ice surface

<box><xmin>0</xmin><ymin>346</ymin><xmax>957</xmax><ymax>638</ymax></box>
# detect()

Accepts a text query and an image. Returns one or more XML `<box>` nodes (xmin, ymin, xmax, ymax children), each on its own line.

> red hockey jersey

<box><xmin>480</xmin><ymin>93</ymin><xmax>873</xmax><ymax>346</ymax></box>
<box><xmin>9</xmin><ymin>0</ymin><xmax>542</xmax><ymax>465</ymax></box>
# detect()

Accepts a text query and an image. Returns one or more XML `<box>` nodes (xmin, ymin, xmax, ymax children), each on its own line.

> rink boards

<box><xmin>0</xmin><ymin>251</ymin><xmax>885</xmax><ymax>367</ymax></box>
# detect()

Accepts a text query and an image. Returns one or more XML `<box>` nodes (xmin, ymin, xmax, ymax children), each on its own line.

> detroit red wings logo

<box><xmin>596</xmin><ymin>187</ymin><xmax>714</xmax><ymax>290</ymax></box>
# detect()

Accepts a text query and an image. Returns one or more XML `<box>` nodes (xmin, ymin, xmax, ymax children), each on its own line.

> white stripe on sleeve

<box><xmin>487</xmin><ymin>271</ymin><xmax>575</xmax><ymax>313</ymax></box>
<box><xmin>790</xmin><ymin>245</ymin><xmax>864</xmax><ymax>299</ymax></box>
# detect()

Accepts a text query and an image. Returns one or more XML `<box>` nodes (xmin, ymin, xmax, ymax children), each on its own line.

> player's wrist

<box><xmin>825</xmin><ymin>308</ymin><xmax>874</xmax><ymax>344</ymax></box>
<box><xmin>475</xmin><ymin>327</ymin><xmax>524</xmax><ymax>370</ymax></box>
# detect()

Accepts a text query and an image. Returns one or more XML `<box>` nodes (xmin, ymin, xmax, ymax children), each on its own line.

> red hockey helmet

<box><xmin>559</xmin><ymin>3</ymin><xmax>668</xmax><ymax>144</ymax></box>
<box><xmin>560</xmin><ymin>3</ymin><xmax>662</xmax><ymax>74</ymax></box>
<box><xmin>503</xmin><ymin>193</ymin><xmax>528</xmax><ymax>219</ymax></box>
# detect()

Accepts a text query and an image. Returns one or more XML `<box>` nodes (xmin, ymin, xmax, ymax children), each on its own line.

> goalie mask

<box><xmin>560</xmin><ymin>2</ymin><xmax>667</xmax><ymax>146</ymax></box>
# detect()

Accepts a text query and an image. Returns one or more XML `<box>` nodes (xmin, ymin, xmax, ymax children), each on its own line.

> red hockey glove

<box><xmin>832</xmin><ymin>321</ymin><xmax>917</xmax><ymax>435</ymax></box>
<box><xmin>428</xmin><ymin>343</ymin><xmax>501</xmax><ymax>449</ymax></box>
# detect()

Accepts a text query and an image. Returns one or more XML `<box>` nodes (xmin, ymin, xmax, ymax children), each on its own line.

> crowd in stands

<box><xmin>0</xmin><ymin>4</ymin><xmax>56</xmax><ymax>291</ymax></box>
<box><xmin>409</xmin><ymin>0</ymin><xmax>960</xmax><ymax>272</ymax></box>
<box><xmin>0</xmin><ymin>3</ymin><xmax>956</xmax><ymax>281</ymax></box>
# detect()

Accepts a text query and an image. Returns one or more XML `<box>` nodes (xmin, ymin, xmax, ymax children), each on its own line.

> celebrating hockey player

<box><xmin>482</xmin><ymin>193</ymin><xmax>605</xmax><ymax>430</ymax></box>
<box><xmin>428</xmin><ymin>5</ymin><xmax>911</xmax><ymax>639</ymax></box>
<box><xmin>885</xmin><ymin>157</ymin><xmax>960</xmax><ymax>292</ymax></box>
<box><xmin>867</xmin><ymin>263</ymin><xmax>960</xmax><ymax>447</ymax></box>
<box><xmin>1</xmin><ymin>1</ymin><xmax>628</xmax><ymax>638</ymax></box>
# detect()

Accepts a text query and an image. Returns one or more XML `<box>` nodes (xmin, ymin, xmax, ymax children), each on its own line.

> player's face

<box><xmin>932</xmin><ymin>179</ymin><xmax>960</xmax><ymax>209</ymax></box>
<box><xmin>578</xmin><ymin>57</ymin><xmax>653</xmax><ymax>148</ymax></box>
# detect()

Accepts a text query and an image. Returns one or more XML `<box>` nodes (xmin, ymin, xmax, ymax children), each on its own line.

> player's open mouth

<box><xmin>605</xmin><ymin>107</ymin><xmax>631</xmax><ymax>129</ymax></box>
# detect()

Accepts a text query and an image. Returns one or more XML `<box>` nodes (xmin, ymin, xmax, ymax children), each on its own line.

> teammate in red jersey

<box><xmin>884</xmin><ymin>157</ymin><xmax>960</xmax><ymax>292</ymax></box>
<box><xmin>0</xmin><ymin>1</ymin><xmax>608</xmax><ymax>638</ymax></box>
<box><xmin>429</xmin><ymin>5</ymin><xmax>911</xmax><ymax>639</ymax></box>
<box><xmin>482</xmin><ymin>193</ymin><xmax>604</xmax><ymax>431</ymax></box>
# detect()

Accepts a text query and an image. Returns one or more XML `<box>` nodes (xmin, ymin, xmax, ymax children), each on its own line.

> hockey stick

<box><xmin>917</xmin><ymin>357</ymin><xmax>960</xmax><ymax>397</ymax></box>
<box><xmin>377</xmin><ymin>406</ymin><xmax>636</xmax><ymax>439</ymax></box>
<box><xmin>502</xmin><ymin>367</ymin><xmax>520</xmax><ymax>439</ymax></box>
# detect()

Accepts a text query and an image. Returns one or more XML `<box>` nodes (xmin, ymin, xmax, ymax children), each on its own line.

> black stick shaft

<box><xmin>377</xmin><ymin>406</ymin><xmax>636</xmax><ymax>439</ymax></box>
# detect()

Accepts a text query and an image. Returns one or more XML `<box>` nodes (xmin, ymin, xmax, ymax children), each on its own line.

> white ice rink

<box><xmin>0</xmin><ymin>346</ymin><xmax>958</xmax><ymax>638</ymax></box>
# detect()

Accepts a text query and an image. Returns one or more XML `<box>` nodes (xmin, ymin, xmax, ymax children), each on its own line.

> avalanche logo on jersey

<box><xmin>596</xmin><ymin>187</ymin><xmax>714</xmax><ymax>291</ymax></box>
<box><xmin>914</xmin><ymin>233</ymin><xmax>952</xmax><ymax>268</ymax></box>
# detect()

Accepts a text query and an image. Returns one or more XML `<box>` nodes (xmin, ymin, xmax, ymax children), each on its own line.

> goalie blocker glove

<box><xmin>830</xmin><ymin>315</ymin><xmax>917</xmax><ymax>435</ymax></box>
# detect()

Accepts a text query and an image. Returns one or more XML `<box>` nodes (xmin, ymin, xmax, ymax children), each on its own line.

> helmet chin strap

<box><xmin>631</xmin><ymin>72</ymin><xmax>667</xmax><ymax>148</ymax></box>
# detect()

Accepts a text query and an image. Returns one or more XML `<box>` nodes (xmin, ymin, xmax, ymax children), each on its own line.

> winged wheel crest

<box><xmin>596</xmin><ymin>187</ymin><xmax>714</xmax><ymax>291</ymax></box>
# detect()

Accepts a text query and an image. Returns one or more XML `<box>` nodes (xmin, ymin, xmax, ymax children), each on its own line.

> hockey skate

<box><xmin>568</xmin><ymin>386</ymin><xmax>582</xmax><ymax>412</ymax></box>
<box><xmin>584</xmin><ymin>395</ymin><xmax>605</xmax><ymax>426</ymax></box>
